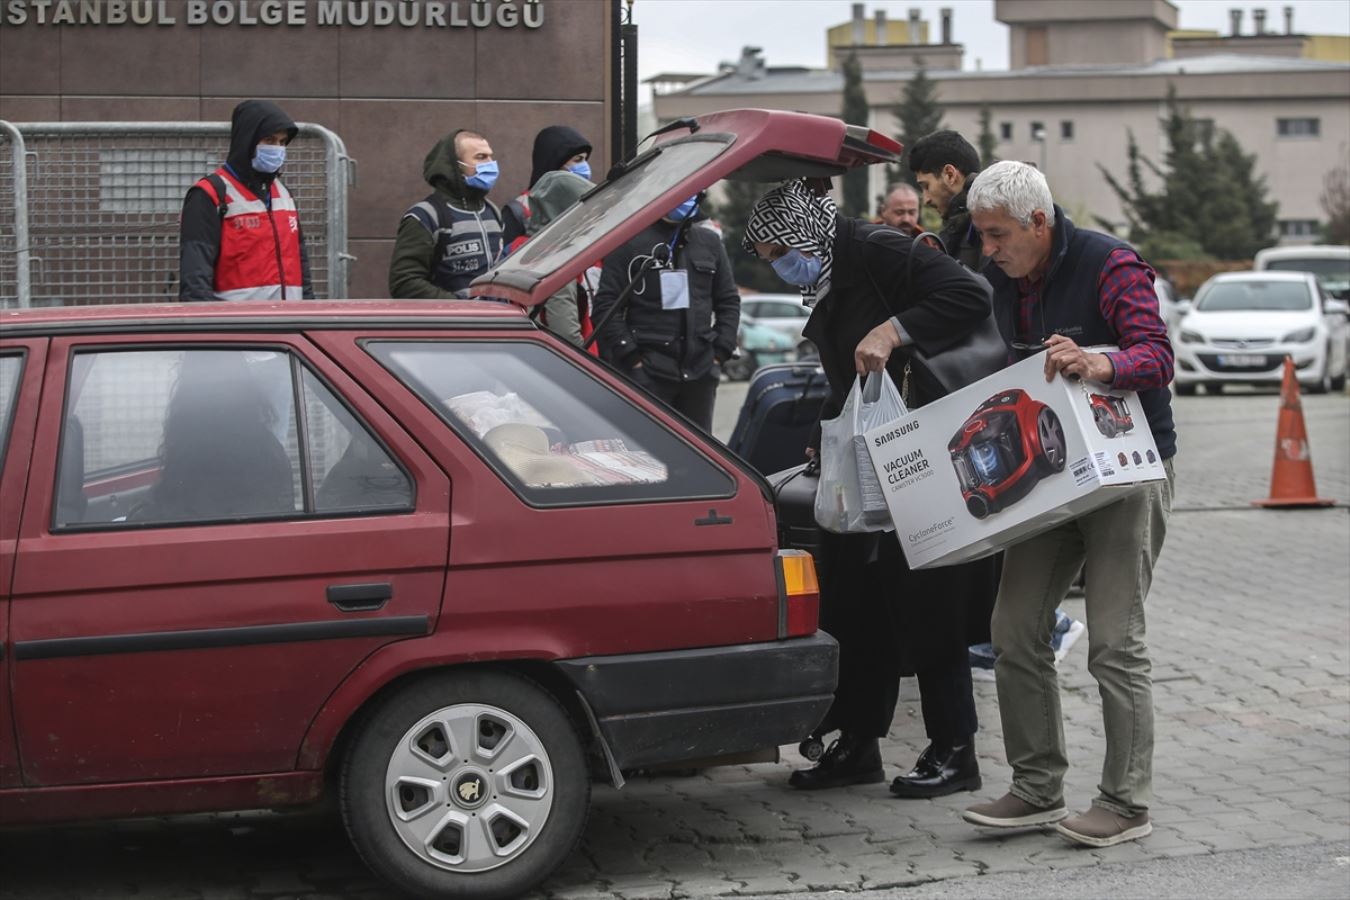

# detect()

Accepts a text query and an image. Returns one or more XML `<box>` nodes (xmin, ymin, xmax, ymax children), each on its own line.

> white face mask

<box><xmin>252</xmin><ymin>144</ymin><xmax>286</xmax><ymax>174</ymax></box>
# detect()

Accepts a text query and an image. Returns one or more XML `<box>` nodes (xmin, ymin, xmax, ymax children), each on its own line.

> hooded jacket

<box><xmin>388</xmin><ymin>129</ymin><xmax>503</xmax><ymax>299</ymax></box>
<box><xmin>179</xmin><ymin>99</ymin><xmax>315</xmax><ymax>301</ymax></box>
<box><xmin>501</xmin><ymin>125</ymin><xmax>592</xmax><ymax>245</ymax></box>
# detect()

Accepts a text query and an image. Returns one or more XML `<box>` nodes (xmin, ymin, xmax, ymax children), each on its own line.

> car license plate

<box><xmin>1217</xmin><ymin>353</ymin><xmax>1266</xmax><ymax>368</ymax></box>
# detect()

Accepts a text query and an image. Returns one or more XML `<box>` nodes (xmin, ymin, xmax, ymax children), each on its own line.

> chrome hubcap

<box><xmin>385</xmin><ymin>703</ymin><xmax>553</xmax><ymax>873</ymax></box>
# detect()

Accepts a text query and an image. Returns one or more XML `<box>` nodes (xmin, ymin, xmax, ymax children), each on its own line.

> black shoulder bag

<box><xmin>860</xmin><ymin>230</ymin><xmax>1008</xmax><ymax>399</ymax></box>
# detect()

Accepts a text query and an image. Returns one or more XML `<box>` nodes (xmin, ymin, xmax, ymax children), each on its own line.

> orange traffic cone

<box><xmin>1253</xmin><ymin>357</ymin><xmax>1333</xmax><ymax>508</ymax></box>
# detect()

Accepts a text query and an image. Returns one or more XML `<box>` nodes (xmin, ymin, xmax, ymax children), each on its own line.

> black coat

<box><xmin>593</xmin><ymin>219</ymin><xmax>740</xmax><ymax>383</ymax></box>
<box><xmin>803</xmin><ymin>215</ymin><xmax>997</xmax><ymax>678</ymax></box>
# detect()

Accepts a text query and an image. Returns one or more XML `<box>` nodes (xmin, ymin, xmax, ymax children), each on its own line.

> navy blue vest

<box><xmin>405</xmin><ymin>194</ymin><xmax>503</xmax><ymax>294</ymax></box>
<box><xmin>986</xmin><ymin>208</ymin><xmax>1177</xmax><ymax>460</ymax></box>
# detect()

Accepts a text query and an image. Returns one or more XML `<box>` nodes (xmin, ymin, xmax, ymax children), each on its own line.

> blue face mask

<box><xmin>252</xmin><ymin>143</ymin><xmax>286</xmax><ymax>174</ymax></box>
<box><xmin>668</xmin><ymin>196</ymin><xmax>699</xmax><ymax>222</ymax></box>
<box><xmin>771</xmin><ymin>249</ymin><xmax>822</xmax><ymax>287</ymax></box>
<box><xmin>567</xmin><ymin>160</ymin><xmax>592</xmax><ymax>181</ymax></box>
<box><xmin>463</xmin><ymin>159</ymin><xmax>499</xmax><ymax>191</ymax></box>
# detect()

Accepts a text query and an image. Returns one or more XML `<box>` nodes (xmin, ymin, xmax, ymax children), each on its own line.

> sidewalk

<box><xmin>533</xmin><ymin>391</ymin><xmax>1350</xmax><ymax>898</ymax></box>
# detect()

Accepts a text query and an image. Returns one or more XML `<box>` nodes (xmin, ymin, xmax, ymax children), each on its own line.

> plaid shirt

<box><xmin>1017</xmin><ymin>247</ymin><xmax>1174</xmax><ymax>390</ymax></box>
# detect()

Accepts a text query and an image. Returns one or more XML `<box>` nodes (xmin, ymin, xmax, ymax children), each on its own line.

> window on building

<box><xmin>1278</xmin><ymin>220</ymin><xmax>1320</xmax><ymax>238</ymax></box>
<box><xmin>1060</xmin><ymin>120</ymin><xmax>1074</xmax><ymax>141</ymax></box>
<box><xmin>1277</xmin><ymin>118</ymin><xmax>1320</xmax><ymax>138</ymax></box>
<box><xmin>1030</xmin><ymin>122</ymin><xmax>1046</xmax><ymax>142</ymax></box>
<box><xmin>1000</xmin><ymin>122</ymin><xmax>1013</xmax><ymax>141</ymax></box>
<box><xmin>1194</xmin><ymin>118</ymin><xmax>1216</xmax><ymax>144</ymax></box>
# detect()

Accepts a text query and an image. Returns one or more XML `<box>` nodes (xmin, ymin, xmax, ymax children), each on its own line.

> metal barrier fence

<box><xmin>0</xmin><ymin>121</ymin><xmax>354</xmax><ymax>308</ymax></box>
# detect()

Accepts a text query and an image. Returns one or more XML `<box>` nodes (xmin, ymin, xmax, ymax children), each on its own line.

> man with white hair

<box><xmin>960</xmin><ymin>160</ymin><xmax>1175</xmax><ymax>848</ymax></box>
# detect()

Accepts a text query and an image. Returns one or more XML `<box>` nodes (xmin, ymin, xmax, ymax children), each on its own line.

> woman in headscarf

<box><xmin>744</xmin><ymin>178</ymin><xmax>1000</xmax><ymax>798</ymax></box>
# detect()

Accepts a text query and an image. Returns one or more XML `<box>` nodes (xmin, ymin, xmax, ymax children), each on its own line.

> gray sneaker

<box><xmin>1055</xmin><ymin>806</ymin><xmax>1152</xmax><ymax>847</ymax></box>
<box><xmin>962</xmin><ymin>792</ymin><xmax>1068</xmax><ymax>828</ymax></box>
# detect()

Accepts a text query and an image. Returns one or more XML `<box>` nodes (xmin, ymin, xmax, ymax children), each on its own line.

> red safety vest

<box><xmin>195</xmin><ymin>167</ymin><xmax>304</xmax><ymax>301</ymax></box>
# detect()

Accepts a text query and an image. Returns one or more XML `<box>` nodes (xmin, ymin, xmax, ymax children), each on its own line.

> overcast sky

<box><xmin>634</xmin><ymin>0</ymin><xmax>1350</xmax><ymax>101</ymax></box>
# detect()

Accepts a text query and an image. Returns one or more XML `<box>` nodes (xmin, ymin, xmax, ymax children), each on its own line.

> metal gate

<box><xmin>0</xmin><ymin>121</ymin><xmax>354</xmax><ymax>308</ymax></box>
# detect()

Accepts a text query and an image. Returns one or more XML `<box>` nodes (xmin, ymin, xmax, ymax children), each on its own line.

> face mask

<box><xmin>462</xmin><ymin>159</ymin><xmax>499</xmax><ymax>191</ymax></box>
<box><xmin>668</xmin><ymin>196</ymin><xmax>699</xmax><ymax>222</ymax></box>
<box><xmin>252</xmin><ymin>143</ymin><xmax>286</xmax><ymax>174</ymax></box>
<box><xmin>567</xmin><ymin>160</ymin><xmax>592</xmax><ymax>181</ymax></box>
<box><xmin>771</xmin><ymin>249</ymin><xmax>822</xmax><ymax>287</ymax></box>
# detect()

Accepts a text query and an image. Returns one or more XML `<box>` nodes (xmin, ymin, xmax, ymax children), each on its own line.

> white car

<box><xmin>1254</xmin><ymin>245</ymin><xmax>1350</xmax><ymax>301</ymax></box>
<box><xmin>1173</xmin><ymin>271</ymin><xmax>1349</xmax><ymax>395</ymax></box>
<box><xmin>739</xmin><ymin>293</ymin><xmax>813</xmax><ymax>350</ymax></box>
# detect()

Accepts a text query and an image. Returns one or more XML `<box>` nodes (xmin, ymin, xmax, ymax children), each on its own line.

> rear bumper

<box><xmin>556</xmin><ymin>633</ymin><xmax>838</xmax><ymax>770</ymax></box>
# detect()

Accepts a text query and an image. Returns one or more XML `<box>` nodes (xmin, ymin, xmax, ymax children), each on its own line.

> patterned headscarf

<box><xmin>743</xmin><ymin>179</ymin><xmax>839</xmax><ymax>307</ymax></box>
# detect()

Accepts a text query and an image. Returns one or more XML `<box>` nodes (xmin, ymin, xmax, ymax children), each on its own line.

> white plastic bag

<box><xmin>813</xmin><ymin>372</ymin><xmax>909</xmax><ymax>534</ymax></box>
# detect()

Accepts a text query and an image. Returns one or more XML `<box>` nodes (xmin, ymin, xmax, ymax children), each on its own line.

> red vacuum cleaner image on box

<box><xmin>1089</xmin><ymin>393</ymin><xmax>1135</xmax><ymax>438</ymax></box>
<box><xmin>948</xmin><ymin>389</ymin><xmax>1067</xmax><ymax>519</ymax></box>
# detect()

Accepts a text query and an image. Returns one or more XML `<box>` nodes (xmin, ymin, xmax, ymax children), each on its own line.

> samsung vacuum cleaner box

<box><xmin>864</xmin><ymin>351</ymin><xmax>1166</xmax><ymax>569</ymax></box>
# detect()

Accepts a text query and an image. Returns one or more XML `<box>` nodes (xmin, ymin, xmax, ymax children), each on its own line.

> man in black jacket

<box><xmin>501</xmin><ymin>125</ymin><xmax>592</xmax><ymax>246</ymax></box>
<box><xmin>179</xmin><ymin>99</ymin><xmax>315</xmax><ymax>302</ymax></box>
<box><xmin>908</xmin><ymin>130</ymin><xmax>984</xmax><ymax>270</ymax></box>
<box><xmin>592</xmin><ymin>196</ymin><xmax>740</xmax><ymax>432</ymax></box>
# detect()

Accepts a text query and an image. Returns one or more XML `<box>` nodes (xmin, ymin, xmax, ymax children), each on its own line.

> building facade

<box><xmin>0</xmin><ymin>0</ymin><xmax>614</xmax><ymax>299</ymax></box>
<box><xmin>651</xmin><ymin>1</ymin><xmax>1350</xmax><ymax>244</ymax></box>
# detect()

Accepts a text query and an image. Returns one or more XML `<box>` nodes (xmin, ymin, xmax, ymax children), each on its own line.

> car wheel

<box><xmin>1205</xmin><ymin>383</ymin><xmax>1225</xmax><ymax>395</ymax></box>
<box><xmin>723</xmin><ymin>352</ymin><xmax>756</xmax><ymax>382</ymax></box>
<box><xmin>1175</xmin><ymin>383</ymin><xmax>1197</xmax><ymax>397</ymax></box>
<box><xmin>1332</xmin><ymin>369</ymin><xmax>1347</xmax><ymax>392</ymax></box>
<box><xmin>796</xmin><ymin>339</ymin><xmax>818</xmax><ymax>360</ymax></box>
<box><xmin>1034</xmin><ymin>407</ymin><xmax>1067</xmax><ymax>475</ymax></box>
<box><xmin>341</xmin><ymin>671</ymin><xmax>590</xmax><ymax>900</ymax></box>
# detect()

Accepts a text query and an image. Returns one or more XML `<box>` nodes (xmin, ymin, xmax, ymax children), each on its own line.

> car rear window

<box><xmin>1196</xmin><ymin>280</ymin><xmax>1312</xmax><ymax>312</ymax></box>
<box><xmin>54</xmin><ymin>347</ymin><xmax>412</xmax><ymax>530</ymax></box>
<box><xmin>367</xmin><ymin>340</ymin><xmax>734</xmax><ymax>507</ymax></box>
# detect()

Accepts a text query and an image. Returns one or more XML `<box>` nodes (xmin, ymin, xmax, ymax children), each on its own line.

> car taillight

<box><xmin>777</xmin><ymin>549</ymin><xmax>820</xmax><ymax>638</ymax></box>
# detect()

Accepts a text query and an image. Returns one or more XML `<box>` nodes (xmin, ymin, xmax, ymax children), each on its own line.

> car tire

<box><xmin>1175</xmin><ymin>383</ymin><xmax>1197</xmax><ymax>397</ymax></box>
<box><xmin>1332</xmin><ymin>369</ymin><xmax>1347</xmax><ymax>392</ymax></box>
<box><xmin>1206</xmin><ymin>383</ymin><xmax>1225</xmax><ymax>395</ymax></box>
<box><xmin>1308</xmin><ymin>352</ymin><xmax>1332</xmax><ymax>394</ymax></box>
<box><xmin>340</xmin><ymin>670</ymin><xmax>590</xmax><ymax>900</ymax></box>
<box><xmin>723</xmin><ymin>352</ymin><xmax>756</xmax><ymax>382</ymax></box>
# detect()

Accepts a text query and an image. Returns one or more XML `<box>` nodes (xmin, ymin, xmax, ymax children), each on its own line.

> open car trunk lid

<box><xmin>469</xmin><ymin>108</ymin><xmax>901</xmax><ymax>307</ymax></box>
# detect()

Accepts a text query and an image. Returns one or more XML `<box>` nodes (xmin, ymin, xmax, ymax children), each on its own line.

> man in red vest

<box><xmin>179</xmin><ymin>99</ymin><xmax>315</xmax><ymax>301</ymax></box>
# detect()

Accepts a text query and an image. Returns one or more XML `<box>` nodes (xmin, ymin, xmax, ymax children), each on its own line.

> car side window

<box><xmin>0</xmin><ymin>354</ymin><xmax>23</xmax><ymax>476</ymax></box>
<box><xmin>301</xmin><ymin>367</ymin><xmax>413</xmax><ymax>514</ymax></box>
<box><xmin>53</xmin><ymin>348</ymin><xmax>411</xmax><ymax>530</ymax></box>
<box><xmin>367</xmin><ymin>340</ymin><xmax>733</xmax><ymax>507</ymax></box>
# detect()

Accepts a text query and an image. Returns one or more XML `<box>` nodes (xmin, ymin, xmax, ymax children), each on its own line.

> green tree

<box><xmin>977</xmin><ymin>105</ymin><xmax>998</xmax><ymax>170</ymax></box>
<box><xmin>885</xmin><ymin>61</ymin><xmax>943</xmax><ymax>188</ymax></box>
<box><xmin>1099</xmin><ymin>85</ymin><xmax>1277</xmax><ymax>260</ymax></box>
<box><xmin>1319</xmin><ymin>150</ymin><xmax>1350</xmax><ymax>245</ymax></box>
<box><xmin>714</xmin><ymin>179</ymin><xmax>780</xmax><ymax>292</ymax></box>
<box><xmin>839</xmin><ymin>52</ymin><xmax>871</xmax><ymax>217</ymax></box>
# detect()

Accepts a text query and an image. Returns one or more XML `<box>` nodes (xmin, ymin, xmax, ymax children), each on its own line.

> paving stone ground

<box><xmin>1</xmin><ymin>388</ymin><xmax>1346</xmax><ymax>899</ymax></box>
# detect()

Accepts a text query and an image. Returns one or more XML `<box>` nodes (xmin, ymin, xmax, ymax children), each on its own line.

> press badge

<box><xmin>659</xmin><ymin>270</ymin><xmax>690</xmax><ymax>310</ymax></box>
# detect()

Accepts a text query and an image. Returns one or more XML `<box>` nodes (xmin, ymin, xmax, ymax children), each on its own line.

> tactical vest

<box><xmin>986</xmin><ymin>209</ymin><xmax>1177</xmax><ymax>460</ymax></box>
<box><xmin>194</xmin><ymin>167</ymin><xmax>304</xmax><ymax>301</ymax></box>
<box><xmin>404</xmin><ymin>194</ymin><xmax>503</xmax><ymax>294</ymax></box>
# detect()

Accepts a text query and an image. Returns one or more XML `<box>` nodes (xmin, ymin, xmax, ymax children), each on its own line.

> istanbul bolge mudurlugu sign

<box><xmin>0</xmin><ymin>0</ymin><xmax>546</xmax><ymax>28</ymax></box>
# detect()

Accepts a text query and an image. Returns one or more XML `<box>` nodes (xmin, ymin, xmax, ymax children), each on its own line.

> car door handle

<box><xmin>327</xmin><ymin>582</ymin><xmax>393</xmax><ymax>613</ymax></box>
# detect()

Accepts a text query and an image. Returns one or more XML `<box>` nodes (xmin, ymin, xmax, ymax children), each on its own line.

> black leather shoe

<box><xmin>889</xmin><ymin>741</ymin><xmax>981</xmax><ymax>798</ymax></box>
<box><xmin>788</xmin><ymin>733</ymin><xmax>884</xmax><ymax>790</ymax></box>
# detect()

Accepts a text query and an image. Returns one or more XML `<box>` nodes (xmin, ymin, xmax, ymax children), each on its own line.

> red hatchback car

<box><xmin>0</xmin><ymin>110</ymin><xmax>900</xmax><ymax>898</ymax></box>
